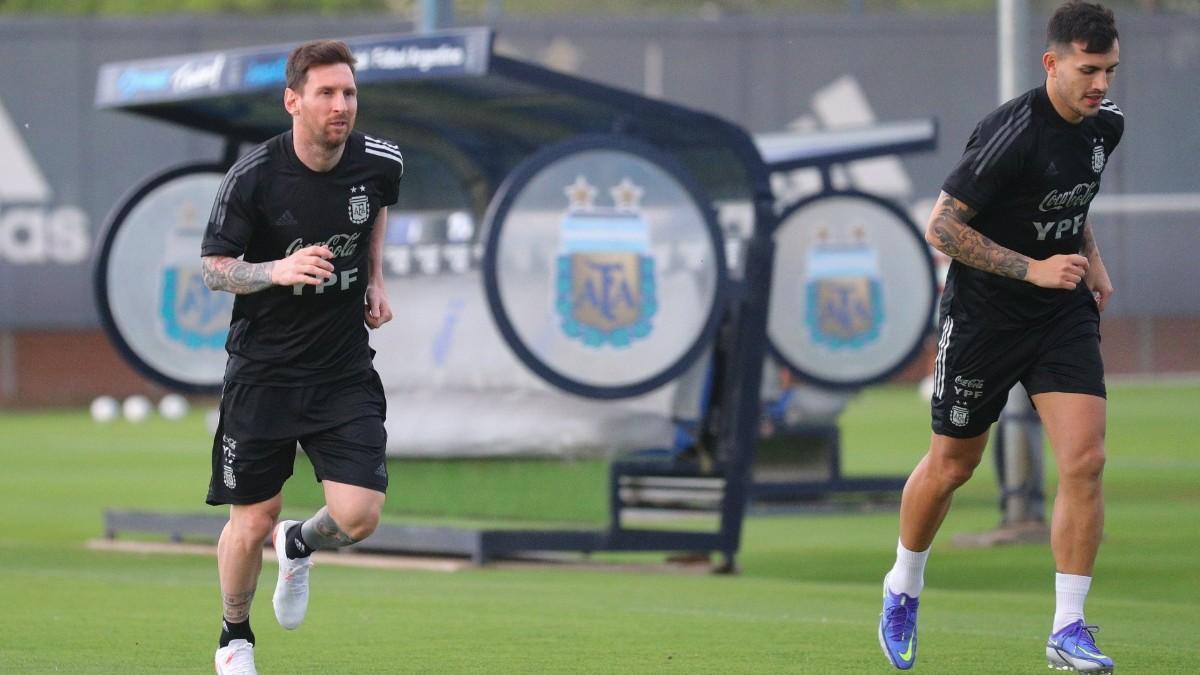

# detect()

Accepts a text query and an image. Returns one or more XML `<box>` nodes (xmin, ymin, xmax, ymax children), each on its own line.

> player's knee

<box><xmin>229</xmin><ymin>509</ymin><xmax>276</xmax><ymax>543</ymax></box>
<box><xmin>932</xmin><ymin>453</ymin><xmax>978</xmax><ymax>489</ymax></box>
<box><xmin>940</xmin><ymin>463</ymin><xmax>976</xmax><ymax>489</ymax></box>
<box><xmin>339</xmin><ymin>510</ymin><xmax>380</xmax><ymax>542</ymax></box>
<box><xmin>1060</xmin><ymin>443</ymin><xmax>1106</xmax><ymax>482</ymax></box>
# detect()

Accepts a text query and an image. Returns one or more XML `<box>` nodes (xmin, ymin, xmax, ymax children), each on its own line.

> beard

<box><xmin>310</xmin><ymin>116</ymin><xmax>352</xmax><ymax>149</ymax></box>
<box><xmin>322</xmin><ymin>123</ymin><xmax>351</xmax><ymax>146</ymax></box>
<box><xmin>1074</xmin><ymin>96</ymin><xmax>1102</xmax><ymax>118</ymax></box>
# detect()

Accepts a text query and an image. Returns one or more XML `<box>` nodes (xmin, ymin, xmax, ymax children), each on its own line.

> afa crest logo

<box><xmin>804</xmin><ymin>230</ymin><xmax>884</xmax><ymax>350</ymax></box>
<box><xmin>1091</xmin><ymin>142</ymin><xmax>1106</xmax><ymax>174</ymax></box>
<box><xmin>949</xmin><ymin>405</ymin><xmax>970</xmax><ymax>427</ymax></box>
<box><xmin>348</xmin><ymin>185</ymin><xmax>370</xmax><ymax>225</ymax></box>
<box><xmin>159</xmin><ymin>203</ymin><xmax>232</xmax><ymax>350</ymax></box>
<box><xmin>555</xmin><ymin>176</ymin><xmax>657</xmax><ymax>348</ymax></box>
<box><xmin>160</xmin><ymin>268</ymin><xmax>232</xmax><ymax>349</ymax></box>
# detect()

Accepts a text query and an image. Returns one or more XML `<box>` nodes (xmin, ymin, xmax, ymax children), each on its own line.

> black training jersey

<box><xmin>940</xmin><ymin>85</ymin><xmax>1123</xmax><ymax>326</ymax></box>
<box><xmin>202</xmin><ymin>130</ymin><xmax>404</xmax><ymax>386</ymax></box>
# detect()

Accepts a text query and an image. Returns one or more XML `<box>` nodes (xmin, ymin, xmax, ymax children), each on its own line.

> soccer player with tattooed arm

<box><xmin>877</xmin><ymin>2</ymin><xmax>1123</xmax><ymax>672</ymax></box>
<box><xmin>200</xmin><ymin>39</ymin><xmax>404</xmax><ymax>674</ymax></box>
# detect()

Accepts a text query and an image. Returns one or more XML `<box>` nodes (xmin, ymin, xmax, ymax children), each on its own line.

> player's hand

<box><xmin>364</xmin><ymin>284</ymin><xmax>393</xmax><ymax>329</ymax></box>
<box><xmin>1085</xmin><ymin>258</ymin><xmax>1114</xmax><ymax>312</ymax></box>
<box><xmin>271</xmin><ymin>245</ymin><xmax>334</xmax><ymax>286</ymax></box>
<box><xmin>1027</xmin><ymin>254</ymin><xmax>1089</xmax><ymax>290</ymax></box>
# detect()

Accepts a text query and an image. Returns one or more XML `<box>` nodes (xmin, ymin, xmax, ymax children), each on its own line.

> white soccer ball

<box><xmin>205</xmin><ymin>407</ymin><xmax>221</xmax><ymax>435</ymax></box>
<box><xmin>90</xmin><ymin>396</ymin><xmax>119</xmax><ymax>423</ymax></box>
<box><xmin>122</xmin><ymin>395</ymin><xmax>152</xmax><ymax>423</ymax></box>
<box><xmin>918</xmin><ymin>374</ymin><xmax>936</xmax><ymax>402</ymax></box>
<box><xmin>158</xmin><ymin>393</ymin><xmax>189</xmax><ymax>420</ymax></box>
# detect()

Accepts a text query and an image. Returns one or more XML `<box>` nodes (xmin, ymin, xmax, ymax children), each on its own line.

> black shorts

<box><xmin>930</xmin><ymin>300</ymin><xmax>1105</xmax><ymax>438</ymax></box>
<box><xmin>206</xmin><ymin>370</ymin><xmax>388</xmax><ymax>506</ymax></box>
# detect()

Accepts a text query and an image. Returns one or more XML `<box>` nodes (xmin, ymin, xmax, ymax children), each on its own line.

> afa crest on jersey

<box><xmin>348</xmin><ymin>187</ymin><xmax>370</xmax><ymax>225</ymax></box>
<box><xmin>555</xmin><ymin>176</ymin><xmax>657</xmax><ymax>349</ymax></box>
<box><xmin>804</xmin><ymin>235</ymin><xmax>883</xmax><ymax>350</ymax></box>
<box><xmin>160</xmin><ymin>266</ymin><xmax>232</xmax><ymax>349</ymax></box>
<box><xmin>1091</xmin><ymin>143</ymin><xmax>1106</xmax><ymax>174</ymax></box>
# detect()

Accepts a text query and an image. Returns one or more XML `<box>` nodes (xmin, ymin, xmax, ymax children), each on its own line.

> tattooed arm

<box><xmin>1079</xmin><ymin>218</ymin><xmax>1101</xmax><ymax>260</ymax></box>
<box><xmin>202</xmin><ymin>245</ymin><xmax>335</xmax><ymax>295</ymax></box>
<box><xmin>925</xmin><ymin>191</ymin><xmax>1030</xmax><ymax>280</ymax></box>
<box><xmin>924</xmin><ymin>191</ymin><xmax>1088</xmax><ymax>290</ymax></box>
<box><xmin>1079</xmin><ymin>219</ymin><xmax>1114</xmax><ymax>311</ymax></box>
<box><xmin>201</xmin><ymin>256</ymin><xmax>275</xmax><ymax>294</ymax></box>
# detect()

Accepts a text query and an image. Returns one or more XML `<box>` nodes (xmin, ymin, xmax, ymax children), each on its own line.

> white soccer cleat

<box><xmin>271</xmin><ymin>519</ymin><xmax>313</xmax><ymax>630</ymax></box>
<box><xmin>214</xmin><ymin>639</ymin><xmax>257</xmax><ymax>675</ymax></box>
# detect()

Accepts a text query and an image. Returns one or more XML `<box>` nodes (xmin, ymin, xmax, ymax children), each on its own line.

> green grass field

<box><xmin>1</xmin><ymin>383</ymin><xmax>1197</xmax><ymax>673</ymax></box>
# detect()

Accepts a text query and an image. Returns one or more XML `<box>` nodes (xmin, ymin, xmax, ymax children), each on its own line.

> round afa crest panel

<box><xmin>95</xmin><ymin>165</ymin><xmax>232</xmax><ymax>392</ymax></box>
<box><xmin>483</xmin><ymin>139</ymin><xmax>726</xmax><ymax>398</ymax></box>
<box><xmin>768</xmin><ymin>192</ymin><xmax>936</xmax><ymax>388</ymax></box>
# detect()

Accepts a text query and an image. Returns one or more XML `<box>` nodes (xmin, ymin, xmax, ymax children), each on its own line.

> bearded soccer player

<box><xmin>201</xmin><ymin>40</ymin><xmax>403</xmax><ymax>674</ymax></box>
<box><xmin>878</xmin><ymin>3</ymin><xmax>1122</xmax><ymax>672</ymax></box>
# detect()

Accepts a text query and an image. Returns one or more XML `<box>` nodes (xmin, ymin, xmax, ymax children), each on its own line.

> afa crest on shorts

<box><xmin>555</xmin><ymin>176</ymin><xmax>657</xmax><ymax>348</ymax></box>
<box><xmin>949</xmin><ymin>405</ymin><xmax>970</xmax><ymax>427</ymax></box>
<box><xmin>804</xmin><ymin>232</ymin><xmax>884</xmax><ymax>350</ymax></box>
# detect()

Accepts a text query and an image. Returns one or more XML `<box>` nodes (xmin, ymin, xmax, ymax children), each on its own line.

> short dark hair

<box><xmin>1047</xmin><ymin>1</ymin><xmax>1118</xmax><ymax>54</ymax></box>
<box><xmin>285</xmin><ymin>40</ymin><xmax>356</xmax><ymax>93</ymax></box>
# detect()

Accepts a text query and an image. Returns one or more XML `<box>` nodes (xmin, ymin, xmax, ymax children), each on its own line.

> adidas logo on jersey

<box><xmin>274</xmin><ymin>210</ymin><xmax>298</xmax><ymax>227</ymax></box>
<box><xmin>1044</xmin><ymin>161</ymin><xmax>1059</xmax><ymax>177</ymax></box>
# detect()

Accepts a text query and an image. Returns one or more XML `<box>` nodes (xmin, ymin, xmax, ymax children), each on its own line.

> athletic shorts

<box><xmin>930</xmin><ymin>299</ymin><xmax>1105</xmax><ymax>438</ymax></box>
<box><xmin>206</xmin><ymin>370</ymin><xmax>388</xmax><ymax>506</ymax></box>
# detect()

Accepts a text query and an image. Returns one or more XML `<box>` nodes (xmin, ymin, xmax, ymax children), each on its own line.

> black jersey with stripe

<box><xmin>940</xmin><ymin>85</ymin><xmax>1123</xmax><ymax>326</ymax></box>
<box><xmin>201</xmin><ymin>130</ymin><xmax>404</xmax><ymax>386</ymax></box>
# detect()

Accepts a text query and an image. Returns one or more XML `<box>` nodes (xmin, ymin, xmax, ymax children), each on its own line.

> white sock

<box><xmin>1053</xmin><ymin>573</ymin><xmax>1092</xmax><ymax>633</ymax></box>
<box><xmin>886</xmin><ymin>538</ymin><xmax>930</xmax><ymax>597</ymax></box>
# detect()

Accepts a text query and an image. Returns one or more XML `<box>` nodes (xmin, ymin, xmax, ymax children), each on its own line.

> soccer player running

<box><xmin>878</xmin><ymin>3</ymin><xmax>1122</xmax><ymax>672</ymax></box>
<box><xmin>201</xmin><ymin>40</ymin><xmax>403</xmax><ymax>674</ymax></box>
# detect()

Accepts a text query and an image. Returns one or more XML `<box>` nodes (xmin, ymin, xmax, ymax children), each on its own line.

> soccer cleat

<box><xmin>878</xmin><ymin>576</ymin><xmax>920</xmax><ymax>670</ymax></box>
<box><xmin>1046</xmin><ymin>620</ymin><xmax>1114</xmax><ymax>673</ymax></box>
<box><xmin>214</xmin><ymin>639</ymin><xmax>257</xmax><ymax>675</ymax></box>
<box><xmin>272</xmin><ymin>519</ymin><xmax>313</xmax><ymax>630</ymax></box>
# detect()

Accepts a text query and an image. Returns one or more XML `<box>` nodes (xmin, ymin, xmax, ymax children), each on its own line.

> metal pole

<box><xmin>997</xmin><ymin>0</ymin><xmax>1047</xmax><ymax>532</ymax></box>
<box><xmin>0</xmin><ymin>330</ymin><xmax>16</xmax><ymax>403</ymax></box>
<box><xmin>484</xmin><ymin>0</ymin><xmax>504</xmax><ymax>23</ymax></box>
<box><xmin>997</xmin><ymin>0</ymin><xmax>1029</xmax><ymax>102</ymax></box>
<box><xmin>419</xmin><ymin>0</ymin><xmax>454</xmax><ymax>33</ymax></box>
<box><xmin>999</xmin><ymin>385</ymin><xmax>1044</xmax><ymax>524</ymax></box>
<box><xmin>954</xmin><ymin>2</ymin><xmax>1046</xmax><ymax>548</ymax></box>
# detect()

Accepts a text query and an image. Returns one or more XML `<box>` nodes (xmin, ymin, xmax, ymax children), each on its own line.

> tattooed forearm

<box><xmin>222</xmin><ymin>588</ymin><xmax>256</xmax><ymax>623</ymax></box>
<box><xmin>927</xmin><ymin>192</ymin><xmax>1030</xmax><ymax>281</ymax></box>
<box><xmin>1080</xmin><ymin>220</ymin><xmax>1100</xmax><ymax>260</ymax></box>
<box><xmin>202</xmin><ymin>255</ymin><xmax>275</xmax><ymax>294</ymax></box>
<box><xmin>300</xmin><ymin>507</ymin><xmax>359</xmax><ymax>549</ymax></box>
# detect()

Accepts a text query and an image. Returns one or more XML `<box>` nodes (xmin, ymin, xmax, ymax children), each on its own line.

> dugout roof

<box><xmin>94</xmin><ymin>28</ymin><xmax>771</xmax><ymax>211</ymax></box>
<box><xmin>95</xmin><ymin>27</ymin><xmax>935</xmax><ymax>214</ymax></box>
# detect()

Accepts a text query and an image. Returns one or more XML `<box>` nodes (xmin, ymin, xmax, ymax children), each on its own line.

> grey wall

<box><xmin>0</xmin><ymin>12</ymin><xmax>1195</xmax><ymax>328</ymax></box>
